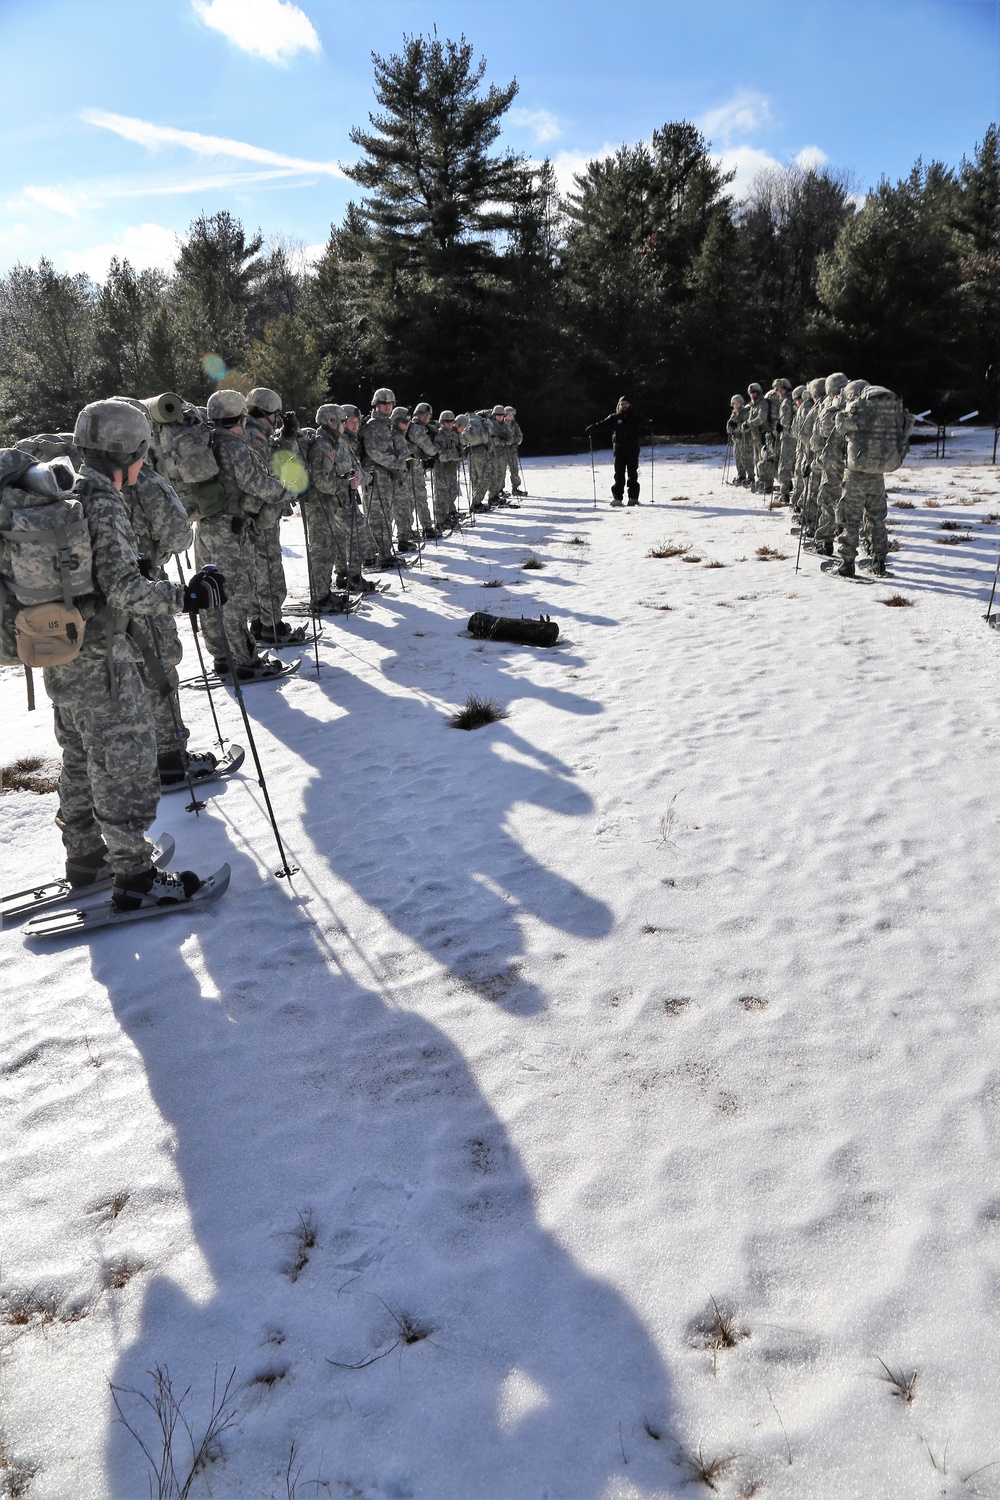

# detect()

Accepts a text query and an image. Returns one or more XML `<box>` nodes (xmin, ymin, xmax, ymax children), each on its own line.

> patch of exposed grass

<box><xmin>936</xmin><ymin>534</ymin><xmax>971</xmax><ymax>545</ymax></box>
<box><xmin>567</xmin><ymin>536</ymin><xmax>588</xmax><ymax>546</ymax></box>
<box><xmin>671</xmin><ymin>495</ymin><xmax>691</xmax><ymax>502</ymax></box>
<box><xmin>521</xmin><ymin>556</ymin><xmax>544</xmax><ymax>570</ymax></box>
<box><xmin>647</xmin><ymin>541</ymin><xmax>687</xmax><ymax>559</ymax></box>
<box><xmin>923</xmin><ymin>499</ymin><xmax>941</xmax><ymax>508</ymax></box>
<box><xmin>284</xmin><ymin>1210</ymin><xmax>317</xmax><ymax>1282</ymax></box>
<box><xmin>892</xmin><ymin>499</ymin><xmax>916</xmax><ymax>509</ymax></box>
<box><xmin>681</xmin><ymin>555</ymin><xmax>702</xmax><ymax>563</ymax></box>
<box><xmin>88</xmin><ymin>1191</ymin><xmax>130</xmax><ymax>1228</ymax></box>
<box><xmin>881</xmin><ymin>595</ymin><xmax>914</xmax><ymax>608</ymax></box>
<box><xmin>939</xmin><ymin>519</ymin><xmax>963</xmax><ymax>530</ymax></box>
<box><xmin>448</xmin><ymin>695</ymin><xmax>509</xmax><ymax>731</ymax></box>
<box><xmin>1</xmin><ymin>757</ymin><xmax>59</xmax><ymax>795</ymax></box>
<box><xmin>737</xmin><ymin>995</ymin><xmax>768</xmax><ymax>1012</ymax></box>
<box><xmin>480</xmin><ymin>578</ymin><xmax>502</xmax><ymax>588</ymax></box>
<box><xmin>756</xmin><ymin>545</ymin><xmax>787</xmax><ymax>561</ymax></box>
<box><xmin>101</xmin><ymin>1257</ymin><xmax>145</xmax><ymax>1292</ymax></box>
<box><xmin>704</xmin><ymin>560</ymin><xmax>726</xmax><ymax>568</ymax></box>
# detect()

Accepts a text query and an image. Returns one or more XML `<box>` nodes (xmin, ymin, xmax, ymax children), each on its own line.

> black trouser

<box><xmin>613</xmin><ymin>449</ymin><xmax>640</xmax><ymax>500</ymax></box>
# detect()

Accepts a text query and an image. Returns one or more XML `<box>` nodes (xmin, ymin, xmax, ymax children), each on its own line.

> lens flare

<box><xmin>202</xmin><ymin>353</ymin><xmax>227</xmax><ymax>381</ymax></box>
<box><xmin>273</xmin><ymin>450</ymin><xmax>309</xmax><ymax>495</ymax></box>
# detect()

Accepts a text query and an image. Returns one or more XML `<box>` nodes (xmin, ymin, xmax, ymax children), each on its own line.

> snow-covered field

<box><xmin>4</xmin><ymin>432</ymin><xmax>1000</xmax><ymax>1500</ymax></box>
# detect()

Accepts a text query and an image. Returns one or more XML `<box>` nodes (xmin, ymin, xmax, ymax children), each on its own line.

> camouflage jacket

<box><xmin>122</xmin><ymin>464</ymin><xmax>192</xmax><ymax>572</ymax></box>
<box><xmin>306</xmin><ymin>428</ymin><xmax>354</xmax><ymax>504</ymax></box>
<box><xmin>726</xmin><ymin>406</ymin><xmax>748</xmax><ymax>437</ymax></box>
<box><xmin>778</xmin><ymin>395</ymin><xmax>795</xmax><ymax>435</ymax></box>
<box><xmin>490</xmin><ymin>417</ymin><xmax>513</xmax><ymax>447</ymax></box>
<box><xmin>818</xmin><ymin>393</ymin><xmax>848</xmax><ymax>462</ymax></box>
<box><xmin>463</xmin><ymin>413</ymin><xmax>493</xmax><ymax>450</ymax></box>
<box><xmin>746</xmin><ymin>396</ymin><xmax>772</xmax><ymax>432</ymax></box>
<box><xmin>434</xmin><ymin>427</ymin><xmax>464</xmax><ymax>464</ymax></box>
<box><xmin>808</xmin><ymin>398</ymin><xmax>830</xmax><ymax>454</ymax></box>
<box><xmin>244</xmin><ymin>415</ymin><xmax>275</xmax><ymax>466</ymax></box>
<box><xmin>791</xmin><ymin>395</ymin><xmax>815</xmax><ymax>440</ymax></box>
<box><xmin>508</xmin><ymin>419</ymin><xmax>523</xmax><ymax>446</ymax></box>
<box><xmin>407</xmin><ymin>419</ymin><xmax>438</xmax><ymax>463</ymax></box>
<box><xmin>343</xmin><ymin>429</ymin><xmax>366</xmax><ymax>478</ymax></box>
<box><xmin>210</xmin><ymin>426</ymin><xmax>295</xmax><ymax>526</ymax></box>
<box><xmin>71</xmin><ymin>465</ymin><xmax>185</xmax><ymax>656</ymax></box>
<box><xmin>363</xmin><ymin>412</ymin><xmax>409</xmax><ymax>474</ymax></box>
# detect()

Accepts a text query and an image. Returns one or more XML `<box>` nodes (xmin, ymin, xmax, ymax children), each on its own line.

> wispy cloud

<box><xmin>698</xmin><ymin>89</ymin><xmax>773</xmax><ymax>148</ymax></box>
<box><xmin>22</xmin><ymin>186</ymin><xmax>80</xmax><ymax>218</ymax></box>
<box><xmin>80</xmin><ymin>110</ymin><xmax>346</xmax><ymax>178</ymax></box>
<box><xmin>795</xmin><ymin>145</ymin><xmax>830</xmax><ymax>171</ymax></box>
<box><xmin>509</xmin><ymin>108</ymin><xmax>562</xmax><ymax>144</ymax></box>
<box><xmin>61</xmin><ymin>223</ymin><xmax>182</xmax><ymax>280</ymax></box>
<box><xmin>715</xmin><ymin>145</ymin><xmax>784</xmax><ymax>197</ymax></box>
<box><xmin>191</xmin><ymin>0</ymin><xmax>321</xmax><ymax>65</ymax></box>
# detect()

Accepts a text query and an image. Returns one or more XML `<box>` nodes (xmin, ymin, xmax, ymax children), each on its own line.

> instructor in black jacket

<box><xmin>587</xmin><ymin>397</ymin><xmax>643</xmax><ymax>506</ymax></box>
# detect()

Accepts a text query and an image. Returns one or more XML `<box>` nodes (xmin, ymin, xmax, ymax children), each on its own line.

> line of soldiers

<box><xmin>727</xmin><ymin>375</ymin><xmax>899</xmax><ymax>577</ymax></box>
<box><xmin>5</xmin><ymin>389</ymin><xmax>525</xmax><ymax>910</ymax></box>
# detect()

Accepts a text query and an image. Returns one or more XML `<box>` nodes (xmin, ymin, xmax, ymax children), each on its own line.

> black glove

<box><xmin>422</xmin><ymin>457</ymin><xmax>436</xmax><ymax>471</ymax></box>
<box><xmin>137</xmin><ymin>555</ymin><xmax>156</xmax><ymax>579</ymax></box>
<box><xmin>282</xmin><ymin>410</ymin><xmax>299</xmax><ymax>437</ymax></box>
<box><xmin>184</xmin><ymin>566</ymin><xmax>227</xmax><ymax>612</ymax></box>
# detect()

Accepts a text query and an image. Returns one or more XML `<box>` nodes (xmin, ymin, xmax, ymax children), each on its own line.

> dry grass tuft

<box><xmin>248</xmin><ymin>1366</ymin><xmax>288</xmax><ymax>1391</ymax></box>
<box><xmin>878</xmin><ymin>1358</ymin><xmax>918</xmax><ymax>1404</ymax></box>
<box><xmin>663</xmin><ymin>997</ymin><xmax>692</xmax><ymax>1017</ymax></box>
<box><xmin>521</xmin><ymin>556</ymin><xmax>544</xmax><ymax>570</ymax></box>
<box><xmin>647</xmin><ymin>541</ymin><xmax>687</xmax><ymax>559</ymax></box>
<box><xmin>671</xmin><ymin>495</ymin><xmax>691</xmax><ymax>502</ymax></box>
<box><xmin>284</xmin><ymin>1210</ymin><xmax>317</xmax><ymax>1282</ymax></box>
<box><xmin>939</xmin><ymin>519</ymin><xmax>963</xmax><ymax>530</ymax></box>
<box><xmin>690</xmin><ymin>1296</ymin><xmax>749</xmax><ymax>1375</ymax></box>
<box><xmin>567</xmin><ymin>536</ymin><xmax>588</xmax><ymax>546</ymax></box>
<box><xmin>448</xmin><ymin>695</ymin><xmax>509</xmax><ymax>731</ymax></box>
<box><xmin>923</xmin><ymin>499</ymin><xmax>941</xmax><ymax>508</ymax></box>
<box><xmin>88</xmin><ymin>1191</ymin><xmax>130</xmax><ymax>1228</ymax></box>
<box><xmin>682</xmin><ymin>555</ymin><xmax>703</xmax><ymax>563</ymax></box>
<box><xmin>892</xmin><ymin>499</ymin><xmax>916</xmax><ymax>509</ymax></box>
<box><xmin>881</xmin><ymin>594</ymin><xmax>914</xmax><ymax>608</ymax></box>
<box><xmin>704</xmin><ymin>560</ymin><xmax>726</xmax><ymax>568</ymax></box>
<box><xmin>936</xmin><ymin>534</ymin><xmax>971</xmax><ymax>546</ymax></box>
<box><xmin>480</xmin><ymin>578</ymin><xmax>502</xmax><ymax>588</ymax></box>
<box><xmin>737</xmin><ymin>995</ymin><xmax>768</xmax><ymax>1012</ymax></box>
<box><xmin>1</xmin><ymin>1288</ymin><xmax>63</xmax><ymax>1329</ymax></box>
<box><xmin>0</xmin><ymin>1438</ymin><xmax>38</xmax><ymax>1499</ymax></box>
<box><xmin>756</xmin><ymin>545</ymin><xmax>787</xmax><ymax>561</ymax></box>
<box><xmin>1</xmin><ymin>757</ymin><xmax>59</xmax><ymax>795</ymax></box>
<box><xmin>680</xmin><ymin>1445</ymin><xmax>741</xmax><ymax>1492</ymax></box>
<box><xmin>102</xmin><ymin>1257</ymin><xmax>145</xmax><ymax>1292</ymax></box>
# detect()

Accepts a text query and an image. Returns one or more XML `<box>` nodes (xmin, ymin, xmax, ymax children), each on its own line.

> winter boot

<box><xmin>871</xmin><ymin>557</ymin><xmax>887</xmax><ymax>577</ymax></box>
<box><xmin>112</xmin><ymin>864</ymin><xmax>203</xmax><ymax>912</ymax></box>
<box><xmin>250</xmin><ymin>618</ymin><xmax>263</xmax><ymax>639</ymax></box>
<box><xmin>837</xmin><ymin>559</ymin><xmax>856</xmax><ymax>578</ymax></box>
<box><xmin>610</xmin><ymin>499</ymin><xmax>624</xmax><ymax>508</ymax></box>
<box><xmin>259</xmin><ymin>620</ymin><xmax>308</xmax><ymax>645</ymax></box>
<box><xmin>158</xmin><ymin>749</ymin><xmax>218</xmax><ymax>788</ymax></box>
<box><xmin>66</xmin><ymin>846</ymin><xmax>111</xmax><ymax>889</ymax></box>
<box><xmin>816</xmin><ymin>538</ymin><xmax>834</xmax><ymax>557</ymax></box>
<box><xmin>349</xmin><ymin>574</ymin><xmax>377</xmax><ymax>594</ymax></box>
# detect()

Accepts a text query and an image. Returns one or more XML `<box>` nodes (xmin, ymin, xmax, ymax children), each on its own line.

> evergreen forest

<box><xmin>1</xmin><ymin>33</ymin><xmax>998</xmax><ymax>450</ymax></box>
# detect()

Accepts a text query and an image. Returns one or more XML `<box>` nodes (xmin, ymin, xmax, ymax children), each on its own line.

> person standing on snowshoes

<box><xmin>197</xmin><ymin>389</ymin><xmax>300</xmax><ymax>681</ymax></box>
<box><xmin>811</xmin><ymin>373</ymin><xmax>851</xmax><ymax>557</ymax></box>
<box><xmin>726</xmin><ymin>396</ymin><xmax>752</xmax><ymax>485</ymax></box>
<box><xmin>120</xmin><ymin>445</ymin><xmax>219</xmax><ymax>790</ymax></box>
<box><xmin>587</xmin><ymin>396</ymin><xmax>643</xmax><ymax>506</ymax></box>
<box><xmin>43</xmin><ymin>399</ymin><xmax>218</xmax><ymax>911</ymax></box>
<box><xmin>304</xmin><ymin>405</ymin><xmax>373</xmax><ymax>606</ymax></box>
<box><xmin>504</xmin><ymin>407</ymin><xmax>526</xmax><ymax>496</ymax></box>
<box><xmin>243</xmin><ymin>387</ymin><xmax>302</xmax><ymax>645</ymax></box>
<box><xmin>406</xmin><ymin>402</ymin><xmax>440</xmax><ymax>538</ymax></box>
<box><xmin>432</xmin><ymin>412</ymin><xmax>464</xmax><ymax>528</ymax></box>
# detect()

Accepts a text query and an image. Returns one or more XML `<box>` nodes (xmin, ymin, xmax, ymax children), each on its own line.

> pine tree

<box><xmin>92</xmin><ymin>257</ymin><xmax>169</xmax><ymax>398</ymax></box>
<box><xmin>0</xmin><ymin>259</ymin><xmax>96</xmax><ymax>440</ymax></box>
<box><xmin>171</xmin><ymin>211</ymin><xmax>264</xmax><ymax>397</ymax></box>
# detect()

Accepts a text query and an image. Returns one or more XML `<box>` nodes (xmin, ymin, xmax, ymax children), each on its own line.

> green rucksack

<box><xmin>146</xmin><ymin>394</ymin><xmax>226</xmax><ymax>518</ymax></box>
<box><xmin>838</xmin><ymin>386</ymin><xmax>915</xmax><ymax>474</ymax></box>
<box><xmin>0</xmin><ymin>450</ymin><xmax>94</xmax><ymax>668</ymax></box>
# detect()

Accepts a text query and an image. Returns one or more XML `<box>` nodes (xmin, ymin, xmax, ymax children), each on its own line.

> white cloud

<box><xmin>23</xmin><ymin>186</ymin><xmax>80</xmax><ymax>218</ymax></box>
<box><xmin>713</xmin><ymin>145</ymin><xmax>784</xmax><ymax>198</ymax></box>
<box><xmin>795</xmin><ymin>145</ymin><xmax>830</xmax><ymax>171</ymax></box>
<box><xmin>509</xmin><ymin>108</ymin><xmax>561</xmax><ymax>144</ymax></box>
<box><xmin>192</xmin><ymin>0</ymin><xmax>321</xmax><ymax>65</ymax></box>
<box><xmin>60</xmin><ymin>223</ymin><xmax>182</xmax><ymax>280</ymax></box>
<box><xmin>550</xmin><ymin>145</ymin><xmax>618</xmax><ymax>196</ymax></box>
<box><xmin>80</xmin><ymin>109</ymin><xmax>345</xmax><ymax>178</ymax></box>
<box><xmin>698</xmin><ymin>90</ymin><xmax>773</xmax><ymax>148</ymax></box>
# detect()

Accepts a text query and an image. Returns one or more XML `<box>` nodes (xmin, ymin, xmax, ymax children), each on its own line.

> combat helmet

<box><xmin>843</xmin><ymin>379</ymin><xmax>869</xmax><ymax>401</ymax></box>
<box><xmin>748</xmin><ymin>382</ymin><xmax>763</xmax><ymax>395</ymax></box>
<box><xmin>504</xmin><ymin>406</ymin><xmax>516</xmax><ymax>415</ymax></box>
<box><xmin>825</xmin><ymin>372</ymin><xmax>849</xmax><ymax>396</ymax></box>
<box><xmin>491</xmin><ymin>404</ymin><xmax>506</xmax><ymax>417</ymax></box>
<box><xmin>73</xmin><ymin>399</ymin><xmax>150</xmax><ymax>474</ymax></box>
<box><xmin>439</xmin><ymin>410</ymin><xmax>456</xmax><ymax>423</ymax></box>
<box><xmin>340</xmin><ymin>403</ymin><xmax>360</xmax><ymax>420</ymax></box>
<box><xmin>246</xmin><ymin>387</ymin><xmax>282</xmax><ymax>415</ymax></box>
<box><xmin>207</xmin><ymin>389</ymin><xmax>248</xmax><ymax>423</ymax></box>
<box><xmin>390</xmin><ymin>405</ymin><xmax>410</xmax><ymax>427</ymax></box>
<box><xmin>808</xmin><ymin>377</ymin><xmax>826</xmax><ymax>400</ymax></box>
<box><xmin>413</xmin><ymin>401</ymin><xmax>432</xmax><ymax>417</ymax></box>
<box><xmin>774</xmin><ymin>377</ymin><xmax>792</xmax><ymax>392</ymax></box>
<box><xmin>316</xmin><ymin>403</ymin><xmax>344</xmax><ymax>428</ymax></box>
<box><xmin>455</xmin><ymin>413</ymin><xmax>470</xmax><ymax>429</ymax></box>
<box><xmin>373</xmin><ymin>387</ymin><xmax>396</xmax><ymax>407</ymax></box>
<box><xmin>792</xmin><ymin>385</ymin><xmax>806</xmax><ymax>400</ymax></box>
<box><xmin>731</xmin><ymin>394</ymin><xmax>744</xmax><ymax>407</ymax></box>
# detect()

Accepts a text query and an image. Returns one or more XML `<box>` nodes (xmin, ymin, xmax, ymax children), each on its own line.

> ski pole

<box><xmin>649</xmin><ymin>421</ymin><xmax>655</xmax><ymax>505</ymax></box>
<box><xmin>460</xmin><ymin>454</ymin><xmax>475</xmax><ymax>526</ymax></box>
<box><xmin>210</xmin><ymin>594</ymin><xmax>298</xmax><ymax>880</ymax></box>
<box><xmin>142</xmin><ymin>617</ymin><xmax>205</xmax><ymax>814</ymax></box>
<box><xmin>589</xmin><ymin>435</ymin><xmax>597</xmax><ymax>509</ymax></box>
<box><xmin>298</xmin><ymin>501</ymin><xmax>322</xmax><ymax>674</ymax></box>
<box><xmin>175</xmin><ymin>556</ymin><xmax>227</xmax><ymax>755</ymax></box>
<box><xmin>984</xmin><ymin>548</ymin><xmax>1000</xmax><ymax>621</ymax></box>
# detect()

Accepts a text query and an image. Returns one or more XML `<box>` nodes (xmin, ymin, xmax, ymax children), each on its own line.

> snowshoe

<box><xmin>349</xmin><ymin>574</ymin><xmax>378</xmax><ymax>594</ymax></box>
<box><xmin>259</xmin><ymin>620</ymin><xmax>309</xmax><ymax>645</ymax></box>
<box><xmin>816</xmin><ymin>539</ymin><xmax>834</xmax><ymax>557</ymax></box>
<box><xmin>112</xmin><ymin>864</ymin><xmax>204</xmax><ymax>913</ymax></box>
<box><xmin>837</xmin><ymin>560</ymin><xmax>856</xmax><ymax>578</ymax></box>
<box><xmin>159</xmin><ymin>749</ymin><xmax>218</xmax><ymax>789</ymax></box>
<box><xmin>217</xmin><ymin>654</ymin><xmax>290</xmax><ymax>683</ymax></box>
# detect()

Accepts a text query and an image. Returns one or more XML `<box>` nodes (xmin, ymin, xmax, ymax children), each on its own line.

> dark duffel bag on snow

<box><xmin>468</xmin><ymin>612</ymin><xmax>559</xmax><ymax>646</ymax></box>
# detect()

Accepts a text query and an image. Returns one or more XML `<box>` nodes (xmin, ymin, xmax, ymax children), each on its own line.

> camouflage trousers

<box><xmin>814</xmin><ymin>460</ymin><xmax>847</xmax><ymax>542</ymax></box>
<box><xmin>135</xmin><ymin>613</ymin><xmax>188</xmax><ymax>760</ymax></box>
<box><xmin>734</xmin><ymin>433</ymin><xmax>754</xmax><ymax>483</ymax></box>
<box><xmin>252</xmin><ymin>517</ymin><xmax>287</xmax><ymax>631</ymax></box>
<box><xmin>365</xmin><ymin>472</ymin><xmax>397</xmax><ymax>559</ymax></box>
<box><xmin>487</xmin><ymin>447</ymin><xmax>506</xmax><ymax>500</ymax></box>
<box><xmin>753</xmin><ymin>434</ymin><xmax>775</xmax><ymax>493</ymax></box>
<box><xmin>838</xmin><ymin>471</ymin><xmax>888</xmax><ymax>563</ymax></box>
<box><xmin>432</xmin><ymin>462</ymin><xmax>461</xmax><ymax>524</ymax></box>
<box><xmin>801</xmin><ymin>461</ymin><xmax>824</xmax><ymax>531</ymax></box>
<box><xmin>45</xmin><ymin>642</ymin><xmax>158</xmax><ymax>875</ymax></box>
<box><xmin>304</xmin><ymin>495</ymin><xmax>366</xmax><ymax>597</ymax></box>
<box><xmin>195</xmin><ymin>514</ymin><xmax>258</xmax><ymax>669</ymax></box>
<box><xmin>776</xmin><ymin>434</ymin><xmax>796</xmax><ymax>497</ymax></box>
<box><xmin>469</xmin><ymin>448</ymin><xmax>491</xmax><ymax>506</ymax></box>
<box><xmin>790</xmin><ymin>448</ymin><xmax>811</xmax><ymax>511</ymax></box>
<box><xmin>410</xmin><ymin>468</ymin><xmax>433</xmax><ymax>533</ymax></box>
<box><xmin>389</xmin><ymin>470</ymin><xmax>415</xmax><ymax>545</ymax></box>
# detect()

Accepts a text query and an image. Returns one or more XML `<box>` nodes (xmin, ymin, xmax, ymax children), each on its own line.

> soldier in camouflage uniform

<box><xmin>504</xmin><ymin>407</ymin><xmax>525</xmax><ymax>495</ymax></box>
<box><xmin>486</xmin><ymin>405</ymin><xmax>511</xmax><ymax>504</ymax></box>
<box><xmin>196</xmin><ymin>389</ymin><xmax>299</xmax><ymax>680</ymax></box>
<box><xmin>831</xmin><ymin>380</ymin><xmax>890</xmax><ymax>578</ymax></box>
<box><xmin>364</xmin><ymin>393</ymin><xmax>416</xmax><ymax>552</ymax></box>
<box><xmin>790</xmin><ymin>381</ymin><xmax>822</xmax><ymax>514</ymax></box>
<box><xmin>242</xmin><ymin>387</ymin><xmax>303</xmax><ymax>644</ymax></box>
<box><xmin>407</xmin><ymin>402</ymin><xmax>439</xmax><ymax>538</ymax></box>
<box><xmin>433</xmin><ymin>411</ymin><xmax>464</xmax><ymax>526</ymax></box>
<box><xmin>462</xmin><ymin>411</ymin><xmax>493</xmax><ymax>511</ymax></box>
<box><xmin>773</xmin><ymin>378</ymin><xmax>796</xmax><ymax>504</ymax></box>
<box><xmin>811</xmin><ymin>373</ymin><xmax>851</xmax><ymax>556</ymax></box>
<box><xmin>801</xmin><ymin>378</ymin><xmax>835</xmax><ymax>535</ymax></box>
<box><xmin>726</xmin><ymin>396</ymin><xmax>752</xmax><ymax>484</ymax></box>
<box><xmin>121</xmin><ymin>457</ymin><xmax>218</xmax><ymax>787</ymax></box>
<box><xmin>745</xmin><ymin>383</ymin><xmax>775</xmax><ymax>496</ymax></box>
<box><xmin>303</xmin><ymin>405</ymin><xmax>372</xmax><ymax>606</ymax></box>
<box><xmin>45</xmin><ymin>399</ymin><xmax>213</xmax><ymax>909</ymax></box>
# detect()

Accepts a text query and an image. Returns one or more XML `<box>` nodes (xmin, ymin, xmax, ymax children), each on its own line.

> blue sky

<box><xmin>0</xmin><ymin>0</ymin><xmax>996</xmax><ymax>280</ymax></box>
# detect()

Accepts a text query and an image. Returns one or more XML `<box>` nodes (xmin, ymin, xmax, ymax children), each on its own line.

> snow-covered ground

<box><xmin>3</xmin><ymin>432</ymin><xmax>1000</xmax><ymax>1500</ymax></box>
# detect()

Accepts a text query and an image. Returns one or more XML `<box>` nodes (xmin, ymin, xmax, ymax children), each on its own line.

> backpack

<box><xmin>147</xmin><ymin>399</ymin><xmax>225</xmax><ymax>518</ymax></box>
<box><xmin>0</xmin><ymin>450</ymin><xmax>93</xmax><ymax>669</ymax></box>
<box><xmin>839</xmin><ymin>387</ymin><xmax>914</xmax><ymax>474</ymax></box>
<box><xmin>464</xmin><ymin>413</ymin><xmax>491</xmax><ymax>448</ymax></box>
